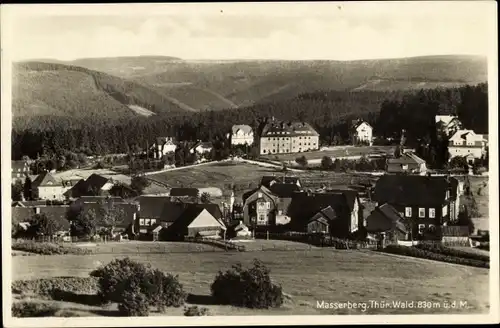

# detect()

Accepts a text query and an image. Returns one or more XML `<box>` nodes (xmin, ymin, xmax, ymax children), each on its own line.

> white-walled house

<box><xmin>448</xmin><ymin>129</ymin><xmax>486</xmax><ymax>161</ymax></box>
<box><xmin>154</xmin><ymin>137</ymin><xmax>177</xmax><ymax>159</ymax></box>
<box><xmin>189</xmin><ymin>141</ymin><xmax>213</xmax><ymax>155</ymax></box>
<box><xmin>435</xmin><ymin>115</ymin><xmax>462</xmax><ymax>136</ymax></box>
<box><xmin>351</xmin><ymin>120</ymin><xmax>373</xmax><ymax>146</ymax></box>
<box><xmin>228</xmin><ymin>125</ymin><xmax>254</xmax><ymax>146</ymax></box>
<box><xmin>32</xmin><ymin>172</ymin><xmax>65</xmax><ymax>200</ymax></box>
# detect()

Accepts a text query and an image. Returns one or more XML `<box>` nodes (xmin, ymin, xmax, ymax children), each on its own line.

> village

<box><xmin>11</xmin><ymin>114</ymin><xmax>490</xmax><ymax>249</ymax></box>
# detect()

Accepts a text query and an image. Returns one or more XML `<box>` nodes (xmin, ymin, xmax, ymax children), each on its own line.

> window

<box><xmin>429</xmin><ymin>208</ymin><xmax>436</xmax><ymax>218</ymax></box>
<box><xmin>139</xmin><ymin>219</ymin><xmax>145</xmax><ymax>225</ymax></box>
<box><xmin>150</xmin><ymin>219</ymin><xmax>156</xmax><ymax>225</ymax></box>
<box><xmin>418</xmin><ymin>208</ymin><xmax>425</xmax><ymax>218</ymax></box>
<box><xmin>257</xmin><ymin>192</ymin><xmax>263</xmax><ymax>198</ymax></box>
<box><xmin>405</xmin><ymin>207</ymin><xmax>412</xmax><ymax>217</ymax></box>
<box><xmin>442</xmin><ymin>205</ymin><xmax>448</xmax><ymax>217</ymax></box>
<box><xmin>145</xmin><ymin>219</ymin><xmax>151</xmax><ymax>226</ymax></box>
<box><xmin>402</xmin><ymin>164</ymin><xmax>408</xmax><ymax>170</ymax></box>
<box><xmin>418</xmin><ymin>224</ymin><xmax>425</xmax><ymax>235</ymax></box>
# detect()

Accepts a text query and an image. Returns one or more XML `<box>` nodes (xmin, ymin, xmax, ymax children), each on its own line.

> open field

<box><xmin>262</xmin><ymin>145</ymin><xmax>395</xmax><ymax>163</ymax></box>
<box><xmin>12</xmin><ymin>241</ymin><xmax>489</xmax><ymax>315</ymax></box>
<box><xmin>148</xmin><ymin>161</ymin><xmax>377</xmax><ymax>199</ymax></box>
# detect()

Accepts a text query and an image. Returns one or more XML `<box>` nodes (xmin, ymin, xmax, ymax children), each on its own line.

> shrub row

<box><xmin>416</xmin><ymin>243</ymin><xmax>489</xmax><ymax>262</ymax></box>
<box><xmin>184</xmin><ymin>306</ymin><xmax>210</xmax><ymax>316</ymax></box>
<box><xmin>185</xmin><ymin>237</ymin><xmax>246</xmax><ymax>252</ymax></box>
<box><xmin>11</xmin><ymin>302</ymin><xmax>59</xmax><ymax>317</ymax></box>
<box><xmin>12</xmin><ymin>277</ymin><xmax>99</xmax><ymax>297</ymax></box>
<box><xmin>477</xmin><ymin>242</ymin><xmax>490</xmax><ymax>251</ymax></box>
<box><xmin>12</xmin><ymin>241</ymin><xmax>92</xmax><ymax>255</ymax></box>
<box><xmin>383</xmin><ymin>245</ymin><xmax>489</xmax><ymax>268</ymax></box>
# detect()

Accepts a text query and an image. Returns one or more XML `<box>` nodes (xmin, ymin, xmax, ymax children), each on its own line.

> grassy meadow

<box><xmin>12</xmin><ymin>241</ymin><xmax>489</xmax><ymax>316</ymax></box>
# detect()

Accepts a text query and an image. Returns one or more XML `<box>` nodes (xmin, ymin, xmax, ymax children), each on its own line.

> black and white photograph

<box><xmin>1</xmin><ymin>2</ymin><xmax>498</xmax><ymax>326</ymax></box>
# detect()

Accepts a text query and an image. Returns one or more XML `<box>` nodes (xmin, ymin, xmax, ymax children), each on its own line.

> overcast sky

<box><xmin>3</xmin><ymin>2</ymin><xmax>496</xmax><ymax>61</ymax></box>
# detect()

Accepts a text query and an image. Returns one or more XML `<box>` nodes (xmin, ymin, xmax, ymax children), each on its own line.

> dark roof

<box><xmin>309</xmin><ymin>205</ymin><xmax>337</xmax><ymax>223</ymax></box>
<box><xmin>12</xmin><ymin>200</ymin><xmax>48</xmax><ymax>207</ymax></box>
<box><xmin>63</xmin><ymin>179</ymin><xmax>87</xmax><ymax>198</ymax></box>
<box><xmin>374</xmin><ymin>175</ymin><xmax>452</xmax><ymax>206</ymax></box>
<box><xmin>261</xmin><ymin>120</ymin><xmax>319</xmax><ymax>137</ymax></box>
<box><xmin>448</xmin><ymin>177</ymin><xmax>459</xmax><ymax>199</ymax></box>
<box><xmin>288</xmin><ymin>192</ymin><xmax>353</xmax><ymax>225</ymax></box>
<box><xmin>242</xmin><ymin>185</ymin><xmax>277</xmax><ymax>204</ymax></box>
<box><xmin>32</xmin><ymin>172</ymin><xmax>60</xmax><ymax>187</ymax></box>
<box><xmin>137</xmin><ymin>196</ymin><xmax>172</xmax><ymax>219</ymax></box>
<box><xmin>77</xmin><ymin>196</ymin><xmax>125</xmax><ymax>204</ymax></box>
<box><xmin>159</xmin><ymin>202</ymin><xmax>188</xmax><ymax>223</ymax></box>
<box><xmin>260</xmin><ymin>175</ymin><xmax>301</xmax><ymax>189</ymax></box>
<box><xmin>170</xmin><ymin>188</ymin><xmax>199</xmax><ymax>197</ymax></box>
<box><xmin>191</xmin><ymin>203</ymin><xmax>223</xmax><ymax>220</ymax></box>
<box><xmin>317</xmin><ymin>189</ymin><xmax>360</xmax><ymax>212</ymax></box>
<box><xmin>85</xmin><ymin>174</ymin><xmax>111</xmax><ymax>190</ymax></box>
<box><xmin>387</xmin><ymin>152</ymin><xmax>426</xmax><ymax>165</ymax></box>
<box><xmin>376</xmin><ymin>203</ymin><xmax>407</xmax><ymax>233</ymax></box>
<box><xmin>168</xmin><ymin>206</ymin><xmax>225</xmax><ymax>234</ymax></box>
<box><xmin>269</xmin><ymin>183</ymin><xmax>301</xmax><ymax>198</ymax></box>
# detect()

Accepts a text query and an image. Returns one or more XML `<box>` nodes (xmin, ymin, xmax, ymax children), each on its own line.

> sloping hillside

<box><xmin>12</xmin><ymin>61</ymin><xmax>190</xmax><ymax>121</ymax></box>
<box><xmin>14</xmin><ymin>55</ymin><xmax>488</xmax><ymax>117</ymax></box>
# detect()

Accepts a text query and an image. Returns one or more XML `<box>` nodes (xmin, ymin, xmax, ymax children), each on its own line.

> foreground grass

<box><xmin>12</xmin><ymin>245</ymin><xmax>489</xmax><ymax>315</ymax></box>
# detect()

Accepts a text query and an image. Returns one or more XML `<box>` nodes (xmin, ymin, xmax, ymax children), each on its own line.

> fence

<box><xmin>184</xmin><ymin>236</ymin><xmax>246</xmax><ymax>252</ymax></box>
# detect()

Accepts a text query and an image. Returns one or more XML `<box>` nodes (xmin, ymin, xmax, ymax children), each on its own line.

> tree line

<box><xmin>12</xmin><ymin>84</ymin><xmax>487</xmax><ymax>163</ymax></box>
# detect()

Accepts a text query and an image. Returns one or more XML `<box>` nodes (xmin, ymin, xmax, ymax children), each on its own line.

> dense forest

<box><xmin>12</xmin><ymin>83</ymin><xmax>488</xmax><ymax>163</ymax></box>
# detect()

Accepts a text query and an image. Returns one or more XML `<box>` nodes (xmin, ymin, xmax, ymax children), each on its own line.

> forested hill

<box><xmin>11</xmin><ymin>83</ymin><xmax>488</xmax><ymax>160</ymax></box>
<box><xmin>11</xmin><ymin>61</ymin><xmax>191</xmax><ymax>128</ymax></box>
<box><xmin>14</xmin><ymin>55</ymin><xmax>488</xmax><ymax>116</ymax></box>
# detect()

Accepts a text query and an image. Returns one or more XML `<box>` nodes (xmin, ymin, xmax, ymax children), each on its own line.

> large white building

<box><xmin>351</xmin><ymin>120</ymin><xmax>373</xmax><ymax>146</ymax></box>
<box><xmin>259</xmin><ymin>119</ymin><xmax>319</xmax><ymax>155</ymax></box>
<box><xmin>154</xmin><ymin>137</ymin><xmax>177</xmax><ymax>159</ymax></box>
<box><xmin>435</xmin><ymin>115</ymin><xmax>462</xmax><ymax>136</ymax></box>
<box><xmin>448</xmin><ymin>129</ymin><xmax>487</xmax><ymax>162</ymax></box>
<box><xmin>229</xmin><ymin>125</ymin><xmax>254</xmax><ymax>146</ymax></box>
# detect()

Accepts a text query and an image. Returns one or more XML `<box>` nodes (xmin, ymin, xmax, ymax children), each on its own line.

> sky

<box><xmin>2</xmin><ymin>2</ymin><xmax>496</xmax><ymax>61</ymax></box>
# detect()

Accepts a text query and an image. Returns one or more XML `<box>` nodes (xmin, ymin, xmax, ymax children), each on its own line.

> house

<box><xmin>228</xmin><ymin>124</ymin><xmax>254</xmax><ymax>146</ymax></box>
<box><xmin>242</xmin><ymin>185</ymin><xmax>292</xmax><ymax>228</ymax></box>
<box><xmin>162</xmin><ymin>207</ymin><xmax>226</xmax><ymax>241</ymax></box>
<box><xmin>70</xmin><ymin>199</ymin><xmax>139</xmax><ymax>238</ymax></box>
<box><xmin>260</xmin><ymin>175</ymin><xmax>302</xmax><ymax>189</ymax></box>
<box><xmin>12</xmin><ymin>205</ymin><xmax>71</xmax><ymax>238</ymax></box>
<box><xmin>258</xmin><ymin>118</ymin><xmax>320</xmax><ymax>155</ymax></box>
<box><xmin>31</xmin><ymin>172</ymin><xmax>65</xmax><ymax>200</ymax></box>
<box><xmin>226</xmin><ymin>220</ymin><xmax>252</xmax><ymax>239</ymax></box>
<box><xmin>448</xmin><ymin>129</ymin><xmax>487</xmax><ymax>162</ymax></box>
<box><xmin>435</xmin><ymin>115</ymin><xmax>462</xmax><ymax>136</ymax></box>
<box><xmin>63</xmin><ymin>174</ymin><xmax>114</xmax><ymax>199</ymax></box>
<box><xmin>169</xmin><ymin>188</ymin><xmax>199</xmax><ymax>198</ymax></box>
<box><xmin>373</xmin><ymin>175</ymin><xmax>459</xmax><ymax>240</ymax></box>
<box><xmin>350</xmin><ymin>119</ymin><xmax>373</xmax><ymax>146</ymax></box>
<box><xmin>154</xmin><ymin>137</ymin><xmax>177</xmax><ymax>159</ymax></box>
<box><xmin>288</xmin><ymin>190</ymin><xmax>363</xmax><ymax>239</ymax></box>
<box><xmin>12</xmin><ymin>160</ymin><xmax>31</xmax><ymax>184</ymax></box>
<box><xmin>365</xmin><ymin>203</ymin><xmax>409</xmax><ymax>243</ymax></box>
<box><xmin>386</xmin><ymin>150</ymin><xmax>427</xmax><ymax>175</ymax></box>
<box><xmin>189</xmin><ymin>141</ymin><xmax>213</xmax><ymax>155</ymax></box>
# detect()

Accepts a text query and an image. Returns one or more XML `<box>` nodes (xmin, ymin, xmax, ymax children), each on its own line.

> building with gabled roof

<box><xmin>386</xmin><ymin>151</ymin><xmax>427</xmax><ymax>175</ymax></box>
<box><xmin>258</xmin><ymin>118</ymin><xmax>320</xmax><ymax>155</ymax></box>
<box><xmin>448</xmin><ymin>129</ymin><xmax>487</xmax><ymax>162</ymax></box>
<box><xmin>260</xmin><ymin>175</ymin><xmax>302</xmax><ymax>189</ymax></box>
<box><xmin>366</xmin><ymin>203</ymin><xmax>408</xmax><ymax>243</ymax></box>
<box><xmin>350</xmin><ymin>119</ymin><xmax>373</xmax><ymax>146</ymax></box>
<box><xmin>189</xmin><ymin>141</ymin><xmax>213</xmax><ymax>155</ymax></box>
<box><xmin>154</xmin><ymin>137</ymin><xmax>177</xmax><ymax>159</ymax></box>
<box><xmin>435</xmin><ymin>115</ymin><xmax>462</xmax><ymax>136</ymax></box>
<box><xmin>31</xmin><ymin>172</ymin><xmax>66</xmax><ymax>200</ymax></box>
<box><xmin>228</xmin><ymin>124</ymin><xmax>254</xmax><ymax>146</ymax></box>
<box><xmin>162</xmin><ymin>207</ymin><xmax>226</xmax><ymax>241</ymax></box>
<box><xmin>170</xmin><ymin>188</ymin><xmax>199</xmax><ymax>198</ymax></box>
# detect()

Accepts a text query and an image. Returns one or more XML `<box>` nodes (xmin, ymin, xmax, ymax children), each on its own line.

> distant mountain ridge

<box><xmin>12</xmin><ymin>55</ymin><xmax>487</xmax><ymax>123</ymax></box>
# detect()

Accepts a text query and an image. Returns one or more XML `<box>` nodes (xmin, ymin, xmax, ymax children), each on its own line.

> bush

<box><xmin>118</xmin><ymin>286</ymin><xmax>150</xmax><ymax>317</ymax></box>
<box><xmin>415</xmin><ymin>243</ymin><xmax>489</xmax><ymax>262</ymax></box>
<box><xmin>12</xmin><ymin>302</ymin><xmax>59</xmax><ymax>317</ymax></box>
<box><xmin>211</xmin><ymin>259</ymin><xmax>284</xmax><ymax>309</ymax></box>
<box><xmin>12</xmin><ymin>277</ymin><xmax>99</xmax><ymax>297</ymax></box>
<box><xmin>12</xmin><ymin>241</ymin><xmax>92</xmax><ymax>255</ymax></box>
<box><xmin>477</xmin><ymin>242</ymin><xmax>490</xmax><ymax>251</ymax></box>
<box><xmin>382</xmin><ymin>245</ymin><xmax>489</xmax><ymax>268</ymax></box>
<box><xmin>184</xmin><ymin>306</ymin><xmax>210</xmax><ymax>316</ymax></box>
<box><xmin>90</xmin><ymin>258</ymin><xmax>186</xmax><ymax>316</ymax></box>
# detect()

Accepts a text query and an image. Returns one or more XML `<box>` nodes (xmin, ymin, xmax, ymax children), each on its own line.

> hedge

<box><xmin>12</xmin><ymin>241</ymin><xmax>92</xmax><ymax>255</ymax></box>
<box><xmin>415</xmin><ymin>243</ymin><xmax>489</xmax><ymax>262</ymax></box>
<box><xmin>12</xmin><ymin>277</ymin><xmax>99</xmax><ymax>297</ymax></box>
<box><xmin>12</xmin><ymin>302</ymin><xmax>59</xmax><ymax>317</ymax></box>
<box><xmin>382</xmin><ymin>245</ymin><xmax>489</xmax><ymax>268</ymax></box>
